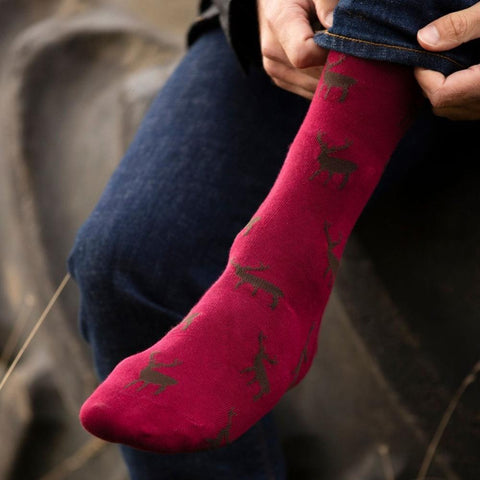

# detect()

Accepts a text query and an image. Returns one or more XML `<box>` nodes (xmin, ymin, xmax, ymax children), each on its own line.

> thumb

<box><xmin>417</xmin><ymin>2</ymin><xmax>480</xmax><ymax>51</ymax></box>
<box><xmin>313</xmin><ymin>0</ymin><xmax>339</xmax><ymax>28</ymax></box>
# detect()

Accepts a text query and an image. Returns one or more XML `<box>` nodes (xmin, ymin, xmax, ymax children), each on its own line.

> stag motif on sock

<box><xmin>124</xmin><ymin>352</ymin><xmax>181</xmax><ymax>395</ymax></box>
<box><xmin>325</xmin><ymin>222</ymin><xmax>341</xmax><ymax>282</ymax></box>
<box><xmin>320</xmin><ymin>54</ymin><xmax>357</xmax><ymax>102</ymax></box>
<box><xmin>207</xmin><ymin>409</ymin><xmax>237</xmax><ymax>448</ymax></box>
<box><xmin>181</xmin><ymin>312</ymin><xmax>200</xmax><ymax>331</ymax></box>
<box><xmin>310</xmin><ymin>132</ymin><xmax>357</xmax><ymax>189</ymax></box>
<box><xmin>242</xmin><ymin>333</ymin><xmax>277</xmax><ymax>401</ymax></box>
<box><xmin>243</xmin><ymin>216</ymin><xmax>261</xmax><ymax>236</ymax></box>
<box><xmin>230</xmin><ymin>261</ymin><xmax>284</xmax><ymax>309</ymax></box>
<box><xmin>290</xmin><ymin>323</ymin><xmax>316</xmax><ymax>388</ymax></box>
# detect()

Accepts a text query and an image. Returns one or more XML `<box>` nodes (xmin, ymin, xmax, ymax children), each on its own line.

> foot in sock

<box><xmin>79</xmin><ymin>52</ymin><xmax>419</xmax><ymax>453</ymax></box>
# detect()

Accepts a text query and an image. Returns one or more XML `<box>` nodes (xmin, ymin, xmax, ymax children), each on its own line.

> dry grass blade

<box><xmin>1</xmin><ymin>293</ymin><xmax>36</xmax><ymax>364</ymax></box>
<box><xmin>38</xmin><ymin>438</ymin><xmax>106</xmax><ymax>480</ymax></box>
<box><xmin>417</xmin><ymin>360</ymin><xmax>480</xmax><ymax>480</ymax></box>
<box><xmin>0</xmin><ymin>273</ymin><xmax>71</xmax><ymax>393</ymax></box>
<box><xmin>378</xmin><ymin>444</ymin><xmax>395</xmax><ymax>480</ymax></box>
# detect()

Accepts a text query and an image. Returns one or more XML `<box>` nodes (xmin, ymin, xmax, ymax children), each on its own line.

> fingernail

<box><xmin>325</xmin><ymin>11</ymin><xmax>334</xmax><ymax>28</ymax></box>
<box><xmin>418</xmin><ymin>24</ymin><xmax>440</xmax><ymax>45</ymax></box>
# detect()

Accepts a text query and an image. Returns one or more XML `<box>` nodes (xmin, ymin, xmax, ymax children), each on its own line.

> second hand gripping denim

<box><xmin>315</xmin><ymin>0</ymin><xmax>480</xmax><ymax>75</ymax></box>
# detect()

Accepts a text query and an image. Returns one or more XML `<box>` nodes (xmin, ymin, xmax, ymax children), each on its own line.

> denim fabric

<box><xmin>68</xmin><ymin>28</ymin><xmax>310</xmax><ymax>480</ymax></box>
<box><xmin>315</xmin><ymin>0</ymin><xmax>480</xmax><ymax>75</ymax></box>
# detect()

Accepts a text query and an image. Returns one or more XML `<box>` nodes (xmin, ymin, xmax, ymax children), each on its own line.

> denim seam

<box><xmin>322</xmin><ymin>31</ymin><xmax>467</xmax><ymax>69</ymax></box>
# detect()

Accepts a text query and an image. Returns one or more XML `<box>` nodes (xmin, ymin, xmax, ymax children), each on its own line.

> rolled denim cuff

<box><xmin>314</xmin><ymin>0</ymin><xmax>480</xmax><ymax>75</ymax></box>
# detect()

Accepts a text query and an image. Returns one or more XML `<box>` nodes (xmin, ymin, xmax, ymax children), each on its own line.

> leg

<box><xmin>78</xmin><ymin>49</ymin><xmax>419</xmax><ymax>452</ymax></box>
<box><xmin>69</xmin><ymin>28</ymin><xmax>308</xmax><ymax>479</ymax></box>
<box><xmin>79</xmin><ymin>0</ymin><xmax>479</xmax><ymax>458</ymax></box>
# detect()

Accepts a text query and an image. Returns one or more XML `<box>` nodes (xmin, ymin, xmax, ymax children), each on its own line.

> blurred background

<box><xmin>0</xmin><ymin>1</ymin><xmax>479</xmax><ymax>479</ymax></box>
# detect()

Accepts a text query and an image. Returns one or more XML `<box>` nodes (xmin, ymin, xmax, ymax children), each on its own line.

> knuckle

<box><xmin>272</xmin><ymin>77</ymin><xmax>283</xmax><ymax>88</ymax></box>
<box><xmin>262</xmin><ymin>57</ymin><xmax>277</xmax><ymax>76</ymax></box>
<box><xmin>429</xmin><ymin>89</ymin><xmax>454</xmax><ymax>113</ymax></box>
<box><xmin>289</xmin><ymin>51</ymin><xmax>310</xmax><ymax>69</ymax></box>
<box><xmin>259</xmin><ymin>33</ymin><xmax>281</xmax><ymax>60</ymax></box>
<box><xmin>260</xmin><ymin>43</ymin><xmax>277</xmax><ymax>61</ymax></box>
<box><xmin>272</xmin><ymin>77</ymin><xmax>291</xmax><ymax>93</ymax></box>
<box><xmin>446</xmin><ymin>12</ymin><xmax>470</xmax><ymax>41</ymax></box>
<box><xmin>261</xmin><ymin>56</ymin><xmax>270</xmax><ymax>74</ymax></box>
<box><xmin>429</xmin><ymin>92</ymin><xmax>444</xmax><ymax>109</ymax></box>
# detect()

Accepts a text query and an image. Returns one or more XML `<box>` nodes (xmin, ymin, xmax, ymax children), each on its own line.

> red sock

<box><xmin>79</xmin><ymin>52</ymin><xmax>418</xmax><ymax>452</ymax></box>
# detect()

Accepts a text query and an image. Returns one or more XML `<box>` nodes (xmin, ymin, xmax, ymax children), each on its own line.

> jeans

<box><xmin>315</xmin><ymin>0</ymin><xmax>480</xmax><ymax>75</ymax></box>
<box><xmin>68</xmin><ymin>28</ymin><xmax>308</xmax><ymax>480</ymax></box>
<box><xmin>68</xmin><ymin>14</ymin><xmax>479</xmax><ymax>480</ymax></box>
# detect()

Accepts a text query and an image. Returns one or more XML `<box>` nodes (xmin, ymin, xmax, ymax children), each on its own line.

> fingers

<box><xmin>415</xmin><ymin>65</ymin><xmax>480</xmax><ymax>120</ymax></box>
<box><xmin>265</xmin><ymin>56</ymin><xmax>323</xmax><ymax>99</ymax></box>
<box><xmin>272</xmin><ymin>4</ymin><xmax>326</xmax><ymax>68</ymax></box>
<box><xmin>261</xmin><ymin>25</ymin><xmax>323</xmax><ymax>99</ymax></box>
<box><xmin>414</xmin><ymin>68</ymin><xmax>446</xmax><ymax>98</ymax></box>
<box><xmin>258</xmin><ymin>0</ymin><xmax>327</xmax><ymax>98</ymax></box>
<box><xmin>416</xmin><ymin>3</ymin><xmax>480</xmax><ymax>120</ymax></box>
<box><xmin>259</xmin><ymin>0</ymin><xmax>326</xmax><ymax>69</ymax></box>
<box><xmin>273</xmin><ymin>78</ymin><xmax>317</xmax><ymax>100</ymax></box>
<box><xmin>417</xmin><ymin>2</ymin><xmax>480</xmax><ymax>50</ymax></box>
<box><xmin>264</xmin><ymin>57</ymin><xmax>322</xmax><ymax>89</ymax></box>
<box><xmin>260</xmin><ymin>17</ymin><xmax>323</xmax><ymax>98</ymax></box>
<box><xmin>313</xmin><ymin>0</ymin><xmax>339</xmax><ymax>28</ymax></box>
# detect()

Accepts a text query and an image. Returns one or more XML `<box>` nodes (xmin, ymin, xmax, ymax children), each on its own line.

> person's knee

<box><xmin>68</xmin><ymin>212</ymin><xmax>120</xmax><ymax>297</ymax></box>
<box><xmin>68</xmin><ymin>201</ymin><xmax>216</xmax><ymax>316</ymax></box>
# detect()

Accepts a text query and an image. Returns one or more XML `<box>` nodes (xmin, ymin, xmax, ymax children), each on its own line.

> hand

<box><xmin>416</xmin><ymin>2</ymin><xmax>480</xmax><ymax>120</ymax></box>
<box><xmin>258</xmin><ymin>0</ymin><xmax>339</xmax><ymax>99</ymax></box>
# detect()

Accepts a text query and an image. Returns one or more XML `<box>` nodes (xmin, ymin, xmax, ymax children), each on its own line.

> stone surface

<box><xmin>0</xmin><ymin>1</ymin><xmax>195</xmax><ymax>478</ymax></box>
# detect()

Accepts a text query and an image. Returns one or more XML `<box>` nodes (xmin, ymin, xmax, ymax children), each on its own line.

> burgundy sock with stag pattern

<box><xmin>79</xmin><ymin>52</ymin><xmax>419</xmax><ymax>453</ymax></box>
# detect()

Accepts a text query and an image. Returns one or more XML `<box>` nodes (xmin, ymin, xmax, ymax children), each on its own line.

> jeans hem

<box><xmin>314</xmin><ymin>30</ymin><xmax>466</xmax><ymax>75</ymax></box>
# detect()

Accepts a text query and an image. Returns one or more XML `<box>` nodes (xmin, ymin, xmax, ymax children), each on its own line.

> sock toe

<box><xmin>80</xmin><ymin>398</ymin><xmax>117</xmax><ymax>441</ymax></box>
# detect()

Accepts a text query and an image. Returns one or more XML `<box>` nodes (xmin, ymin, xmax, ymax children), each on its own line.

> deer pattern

<box><xmin>124</xmin><ymin>352</ymin><xmax>182</xmax><ymax>395</ymax></box>
<box><xmin>181</xmin><ymin>311</ymin><xmax>200</xmax><ymax>331</ymax></box>
<box><xmin>319</xmin><ymin>54</ymin><xmax>357</xmax><ymax>103</ymax></box>
<box><xmin>290</xmin><ymin>323</ymin><xmax>316</xmax><ymax>388</ymax></box>
<box><xmin>243</xmin><ymin>216</ymin><xmax>261</xmax><ymax>236</ymax></box>
<box><xmin>310</xmin><ymin>132</ymin><xmax>357</xmax><ymax>189</ymax></box>
<box><xmin>206</xmin><ymin>409</ymin><xmax>238</xmax><ymax>448</ymax></box>
<box><xmin>242</xmin><ymin>333</ymin><xmax>277</xmax><ymax>401</ymax></box>
<box><xmin>324</xmin><ymin>222</ymin><xmax>342</xmax><ymax>282</ymax></box>
<box><xmin>230</xmin><ymin>261</ymin><xmax>284</xmax><ymax>309</ymax></box>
